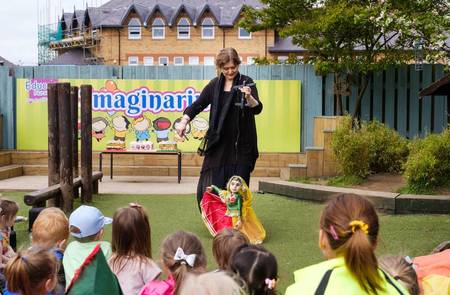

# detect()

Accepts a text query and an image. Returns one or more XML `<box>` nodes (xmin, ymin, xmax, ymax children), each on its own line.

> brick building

<box><xmin>44</xmin><ymin>0</ymin><xmax>302</xmax><ymax>65</ymax></box>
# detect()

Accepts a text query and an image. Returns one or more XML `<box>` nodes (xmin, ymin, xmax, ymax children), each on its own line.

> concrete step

<box><xmin>280</xmin><ymin>164</ymin><xmax>307</xmax><ymax>180</ymax></box>
<box><xmin>21</xmin><ymin>165</ymin><xmax>281</xmax><ymax>177</ymax></box>
<box><xmin>0</xmin><ymin>165</ymin><xmax>23</xmax><ymax>180</ymax></box>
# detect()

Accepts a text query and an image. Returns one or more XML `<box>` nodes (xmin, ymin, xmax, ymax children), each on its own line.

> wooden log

<box><xmin>71</xmin><ymin>86</ymin><xmax>79</xmax><ymax>178</ymax></box>
<box><xmin>58</xmin><ymin>83</ymin><xmax>73</xmax><ymax>213</ymax></box>
<box><xmin>80</xmin><ymin>85</ymin><xmax>93</xmax><ymax>203</ymax></box>
<box><xmin>47</xmin><ymin>83</ymin><xmax>60</xmax><ymax>208</ymax></box>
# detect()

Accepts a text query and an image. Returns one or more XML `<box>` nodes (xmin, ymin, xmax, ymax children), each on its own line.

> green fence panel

<box><xmin>397</xmin><ymin>66</ymin><xmax>408</xmax><ymax>136</ymax></box>
<box><xmin>385</xmin><ymin>67</ymin><xmax>396</xmax><ymax>128</ymax></box>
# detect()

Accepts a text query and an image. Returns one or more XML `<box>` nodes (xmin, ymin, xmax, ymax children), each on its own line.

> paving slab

<box><xmin>0</xmin><ymin>175</ymin><xmax>278</xmax><ymax>195</ymax></box>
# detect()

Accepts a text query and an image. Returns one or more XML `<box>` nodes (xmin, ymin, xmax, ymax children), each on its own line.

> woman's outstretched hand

<box><xmin>175</xmin><ymin>115</ymin><xmax>190</xmax><ymax>138</ymax></box>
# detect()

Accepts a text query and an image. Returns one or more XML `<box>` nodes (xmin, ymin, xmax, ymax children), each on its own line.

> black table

<box><xmin>99</xmin><ymin>150</ymin><xmax>182</xmax><ymax>183</ymax></box>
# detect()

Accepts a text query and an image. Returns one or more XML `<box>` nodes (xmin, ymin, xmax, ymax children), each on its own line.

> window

<box><xmin>277</xmin><ymin>56</ymin><xmax>288</xmax><ymax>63</ymax></box>
<box><xmin>159</xmin><ymin>56</ymin><xmax>169</xmax><ymax>66</ymax></box>
<box><xmin>143</xmin><ymin>57</ymin><xmax>154</xmax><ymax>66</ymax></box>
<box><xmin>189</xmin><ymin>56</ymin><xmax>199</xmax><ymax>65</ymax></box>
<box><xmin>128</xmin><ymin>18</ymin><xmax>141</xmax><ymax>39</ymax></box>
<box><xmin>247</xmin><ymin>56</ymin><xmax>255</xmax><ymax>65</ymax></box>
<box><xmin>152</xmin><ymin>18</ymin><xmax>165</xmax><ymax>39</ymax></box>
<box><xmin>174</xmin><ymin>56</ymin><xmax>184</xmax><ymax>66</ymax></box>
<box><xmin>128</xmin><ymin>56</ymin><xmax>139</xmax><ymax>66</ymax></box>
<box><xmin>238</xmin><ymin>27</ymin><xmax>251</xmax><ymax>39</ymax></box>
<box><xmin>204</xmin><ymin>56</ymin><xmax>214</xmax><ymax>65</ymax></box>
<box><xmin>201</xmin><ymin>17</ymin><xmax>214</xmax><ymax>39</ymax></box>
<box><xmin>177</xmin><ymin>17</ymin><xmax>190</xmax><ymax>39</ymax></box>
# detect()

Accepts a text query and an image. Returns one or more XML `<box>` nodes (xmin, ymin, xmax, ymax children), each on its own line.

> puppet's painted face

<box><xmin>229</xmin><ymin>179</ymin><xmax>242</xmax><ymax>193</ymax></box>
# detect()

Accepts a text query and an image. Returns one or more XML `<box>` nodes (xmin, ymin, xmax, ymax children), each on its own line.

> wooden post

<box><xmin>57</xmin><ymin>83</ymin><xmax>73</xmax><ymax>213</ymax></box>
<box><xmin>71</xmin><ymin>87</ymin><xmax>79</xmax><ymax>178</ymax></box>
<box><xmin>80</xmin><ymin>85</ymin><xmax>93</xmax><ymax>203</ymax></box>
<box><xmin>47</xmin><ymin>83</ymin><xmax>60</xmax><ymax>208</ymax></box>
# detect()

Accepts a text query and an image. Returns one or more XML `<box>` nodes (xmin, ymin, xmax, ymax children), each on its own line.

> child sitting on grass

<box><xmin>212</xmin><ymin>228</ymin><xmax>248</xmax><ymax>271</ymax></box>
<box><xmin>108</xmin><ymin>203</ymin><xmax>161</xmax><ymax>295</ymax></box>
<box><xmin>0</xmin><ymin>199</ymin><xmax>19</xmax><ymax>268</ymax></box>
<box><xmin>139</xmin><ymin>230</ymin><xmax>207</xmax><ymax>295</ymax></box>
<box><xmin>229</xmin><ymin>244</ymin><xmax>278</xmax><ymax>295</ymax></box>
<box><xmin>63</xmin><ymin>205</ymin><xmax>112</xmax><ymax>287</ymax></box>
<box><xmin>285</xmin><ymin>193</ymin><xmax>409</xmax><ymax>295</ymax></box>
<box><xmin>5</xmin><ymin>247</ymin><xmax>58</xmax><ymax>295</ymax></box>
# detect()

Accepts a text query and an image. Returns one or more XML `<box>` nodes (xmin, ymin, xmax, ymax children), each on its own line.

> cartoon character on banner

<box><xmin>191</xmin><ymin>117</ymin><xmax>209</xmax><ymax>140</ymax></box>
<box><xmin>112</xmin><ymin>116</ymin><xmax>131</xmax><ymax>142</ymax></box>
<box><xmin>92</xmin><ymin>117</ymin><xmax>109</xmax><ymax>142</ymax></box>
<box><xmin>172</xmin><ymin>117</ymin><xmax>191</xmax><ymax>142</ymax></box>
<box><xmin>133</xmin><ymin>117</ymin><xmax>151</xmax><ymax>142</ymax></box>
<box><xmin>152</xmin><ymin>117</ymin><xmax>171</xmax><ymax>142</ymax></box>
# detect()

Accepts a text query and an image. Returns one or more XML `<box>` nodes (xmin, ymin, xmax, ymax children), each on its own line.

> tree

<box><xmin>241</xmin><ymin>0</ymin><xmax>450</xmax><ymax>117</ymax></box>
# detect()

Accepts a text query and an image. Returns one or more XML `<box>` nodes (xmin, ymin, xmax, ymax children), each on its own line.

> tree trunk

<box><xmin>80</xmin><ymin>85</ymin><xmax>93</xmax><ymax>203</ymax></box>
<box><xmin>334</xmin><ymin>73</ymin><xmax>344</xmax><ymax>115</ymax></box>
<box><xmin>353</xmin><ymin>74</ymin><xmax>370</xmax><ymax>120</ymax></box>
<box><xmin>47</xmin><ymin>83</ymin><xmax>59</xmax><ymax>208</ymax></box>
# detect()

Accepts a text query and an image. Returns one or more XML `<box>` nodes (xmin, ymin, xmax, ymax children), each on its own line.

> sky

<box><xmin>0</xmin><ymin>0</ymin><xmax>104</xmax><ymax>65</ymax></box>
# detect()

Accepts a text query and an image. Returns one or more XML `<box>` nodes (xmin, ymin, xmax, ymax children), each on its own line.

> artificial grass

<box><xmin>3</xmin><ymin>191</ymin><xmax>450</xmax><ymax>293</ymax></box>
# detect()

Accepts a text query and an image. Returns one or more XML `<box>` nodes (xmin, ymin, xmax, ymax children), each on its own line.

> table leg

<box><xmin>99</xmin><ymin>153</ymin><xmax>103</xmax><ymax>182</ymax></box>
<box><xmin>178</xmin><ymin>152</ymin><xmax>181</xmax><ymax>183</ymax></box>
<box><xmin>110</xmin><ymin>153</ymin><xmax>113</xmax><ymax>179</ymax></box>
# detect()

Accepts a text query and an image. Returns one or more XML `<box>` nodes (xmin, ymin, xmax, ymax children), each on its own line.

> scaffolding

<box><xmin>38</xmin><ymin>20</ymin><xmax>103</xmax><ymax>65</ymax></box>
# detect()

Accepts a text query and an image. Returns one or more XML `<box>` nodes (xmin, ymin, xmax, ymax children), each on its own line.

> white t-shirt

<box><xmin>108</xmin><ymin>255</ymin><xmax>161</xmax><ymax>295</ymax></box>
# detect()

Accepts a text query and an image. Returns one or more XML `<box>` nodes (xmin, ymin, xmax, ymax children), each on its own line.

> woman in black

<box><xmin>175</xmin><ymin>48</ymin><xmax>263</xmax><ymax>208</ymax></box>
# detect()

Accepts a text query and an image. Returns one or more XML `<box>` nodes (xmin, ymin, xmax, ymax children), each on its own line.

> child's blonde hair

<box><xmin>32</xmin><ymin>207</ymin><xmax>69</xmax><ymax>250</ymax></box>
<box><xmin>0</xmin><ymin>199</ymin><xmax>19</xmax><ymax>221</ymax></box>
<box><xmin>161</xmin><ymin>231</ymin><xmax>206</xmax><ymax>295</ymax></box>
<box><xmin>213</xmin><ymin>228</ymin><xmax>249</xmax><ymax>270</ymax></box>
<box><xmin>180</xmin><ymin>272</ymin><xmax>245</xmax><ymax>295</ymax></box>
<box><xmin>380</xmin><ymin>256</ymin><xmax>419</xmax><ymax>295</ymax></box>
<box><xmin>5</xmin><ymin>247</ymin><xmax>58</xmax><ymax>295</ymax></box>
<box><xmin>110</xmin><ymin>204</ymin><xmax>152</xmax><ymax>273</ymax></box>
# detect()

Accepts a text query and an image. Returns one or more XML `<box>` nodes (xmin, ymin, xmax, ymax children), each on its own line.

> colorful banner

<box><xmin>16</xmin><ymin>79</ymin><xmax>301</xmax><ymax>152</ymax></box>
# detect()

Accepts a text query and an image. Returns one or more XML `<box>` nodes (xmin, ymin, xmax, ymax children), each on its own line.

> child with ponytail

<box><xmin>286</xmin><ymin>194</ymin><xmax>409</xmax><ymax>295</ymax></box>
<box><xmin>139</xmin><ymin>230</ymin><xmax>207</xmax><ymax>295</ymax></box>
<box><xmin>5</xmin><ymin>247</ymin><xmax>58</xmax><ymax>295</ymax></box>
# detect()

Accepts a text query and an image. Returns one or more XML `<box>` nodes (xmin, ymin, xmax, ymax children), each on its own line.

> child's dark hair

<box><xmin>5</xmin><ymin>247</ymin><xmax>58</xmax><ymax>295</ymax></box>
<box><xmin>161</xmin><ymin>231</ymin><xmax>207</xmax><ymax>295</ymax></box>
<box><xmin>110</xmin><ymin>204</ymin><xmax>152</xmax><ymax>273</ymax></box>
<box><xmin>213</xmin><ymin>228</ymin><xmax>249</xmax><ymax>270</ymax></box>
<box><xmin>0</xmin><ymin>199</ymin><xmax>19</xmax><ymax>220</ymax></box>
<box><xmin>380</xmin><ymin>256</ymin><xmax>419</xmax><ymax>295</ymax></box>
<box><xmin>320</xmin><ymin>193</ymin><xmax>382</xmax><ymax>294</ymax></box>
<box><xmin>229</xmin><ymin>244</ymin><xmax>278</xmax><ymax>295</ymax></box>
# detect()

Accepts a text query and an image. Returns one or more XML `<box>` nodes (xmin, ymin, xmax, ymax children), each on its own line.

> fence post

<box><xmin>57</xmin><ymin>83</ymin><xmax>73</xmax><ymax>212</ymax></box>
<box><xmin>71</xmin><ymin>86</ymin><xmax>79</xmax><ymax>178</ymax></box>
<box><xmin>47</xmin><ymin>83</ymin><xmax>60</xmax><ymax>208</ymax></box>
<box><xmin>80</xmin><ymin>85</ymin><xmax>93</xmax><ymax>203</ymax></box>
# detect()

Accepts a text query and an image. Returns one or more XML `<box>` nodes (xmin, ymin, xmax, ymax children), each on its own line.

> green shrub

<box><xmin>403</xmin><ymin>128</ymin><xmax>450</xmax><ymax>191</ymax></box>
<box><xmin>332</xmin><ymin>116</ymin><xmax>370</xmax><ymax>178</ymax></box>
<box><xmin>361</xmin><ymin>120</ymin><xmax>409</xmax><ymax>173</ymax></box>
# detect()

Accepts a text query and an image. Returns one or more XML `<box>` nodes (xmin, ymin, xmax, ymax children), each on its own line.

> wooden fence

<box><xmin>0</xmin><ymin>64</ymin><xmax>447</xmax><ymax>150</ymax></box>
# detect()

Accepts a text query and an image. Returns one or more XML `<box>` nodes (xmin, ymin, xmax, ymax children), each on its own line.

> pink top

<box><xmin>108</xmin><ymin>256</ymin><xmax>161</xmax><ymax>295</ymax></box>
<box><xmin>139</xmin><ymin>274</ymin><xmax>175</xmax><ymax>295</ymax></box>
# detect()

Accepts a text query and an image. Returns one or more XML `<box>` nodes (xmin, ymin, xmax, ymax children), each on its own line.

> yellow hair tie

<box><xmin>349</xmin><ymin>220</ymin><xmax>369</xmax><ymax>235</ymax></box>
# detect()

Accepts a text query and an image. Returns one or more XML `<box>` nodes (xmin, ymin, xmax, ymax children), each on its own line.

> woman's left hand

<box><xmin>239</xmin><ymin>86</ymin><xmax>252</xmax><ymax>100</ymax></box>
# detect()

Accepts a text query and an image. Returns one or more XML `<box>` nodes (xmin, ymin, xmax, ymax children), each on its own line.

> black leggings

<box><xmin>196</xmin><ymin>164</ymin><xmax>252</xmax><ymax>210</ymax></box>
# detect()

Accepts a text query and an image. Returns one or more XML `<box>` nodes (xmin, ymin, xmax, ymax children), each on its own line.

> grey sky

<box><xmin>0</xmin><ymin>0</ymin><xmax>103</xmax><ymax>65</ymax></box>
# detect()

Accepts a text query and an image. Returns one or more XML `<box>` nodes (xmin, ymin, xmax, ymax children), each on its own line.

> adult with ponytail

<box><xmin>5</xmin><ymin>247</ymin><xmax>58</xmax><ymax>295</ymax></box>
<box><xmin>285</xmin><ymin>194</ymin><xmax>409</xmax><ymax>295</ymax></box>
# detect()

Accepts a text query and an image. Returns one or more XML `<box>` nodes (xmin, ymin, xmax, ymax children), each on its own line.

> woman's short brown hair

<box><xmin>215</xmin><ymin>48</ymin><xmax>241</xmax><ymax>69</ymax></box>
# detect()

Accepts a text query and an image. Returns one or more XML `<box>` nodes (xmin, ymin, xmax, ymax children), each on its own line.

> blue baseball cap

<box><xmin>69</xmin><ymin>205</ymin><xmax>112</xmax><ymax>238</ymax></box>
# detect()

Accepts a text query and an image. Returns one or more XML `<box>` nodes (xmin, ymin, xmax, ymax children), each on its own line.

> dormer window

<box><xmin>238</xmin><ymin>27</ymin><xmax>251</xmax><ymax>39</ymax></box>
<box><xmin>177</xmin><ymin>18</ymin><xmax>190</xmax><ymax>39</ymax></box>
<box><xmin>201</xmin><ymin>17</ymin><xmax>214</xmax><ymax>39</ymax></box>
<box><xmin>152</xmin><ymin>18</ymin><xmax>165</xmax><ymax>39</ymax></box>
<box><xmin>128</xmin><ymin>18</ymin><xmax>141</xmax><ymax>40</ymax></box>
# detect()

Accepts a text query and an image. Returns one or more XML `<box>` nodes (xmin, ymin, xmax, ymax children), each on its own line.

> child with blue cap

<box><xmin>62</xmin><ymin>205</ymin><xmax>113</xmax><ymax>288</ymax></box>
